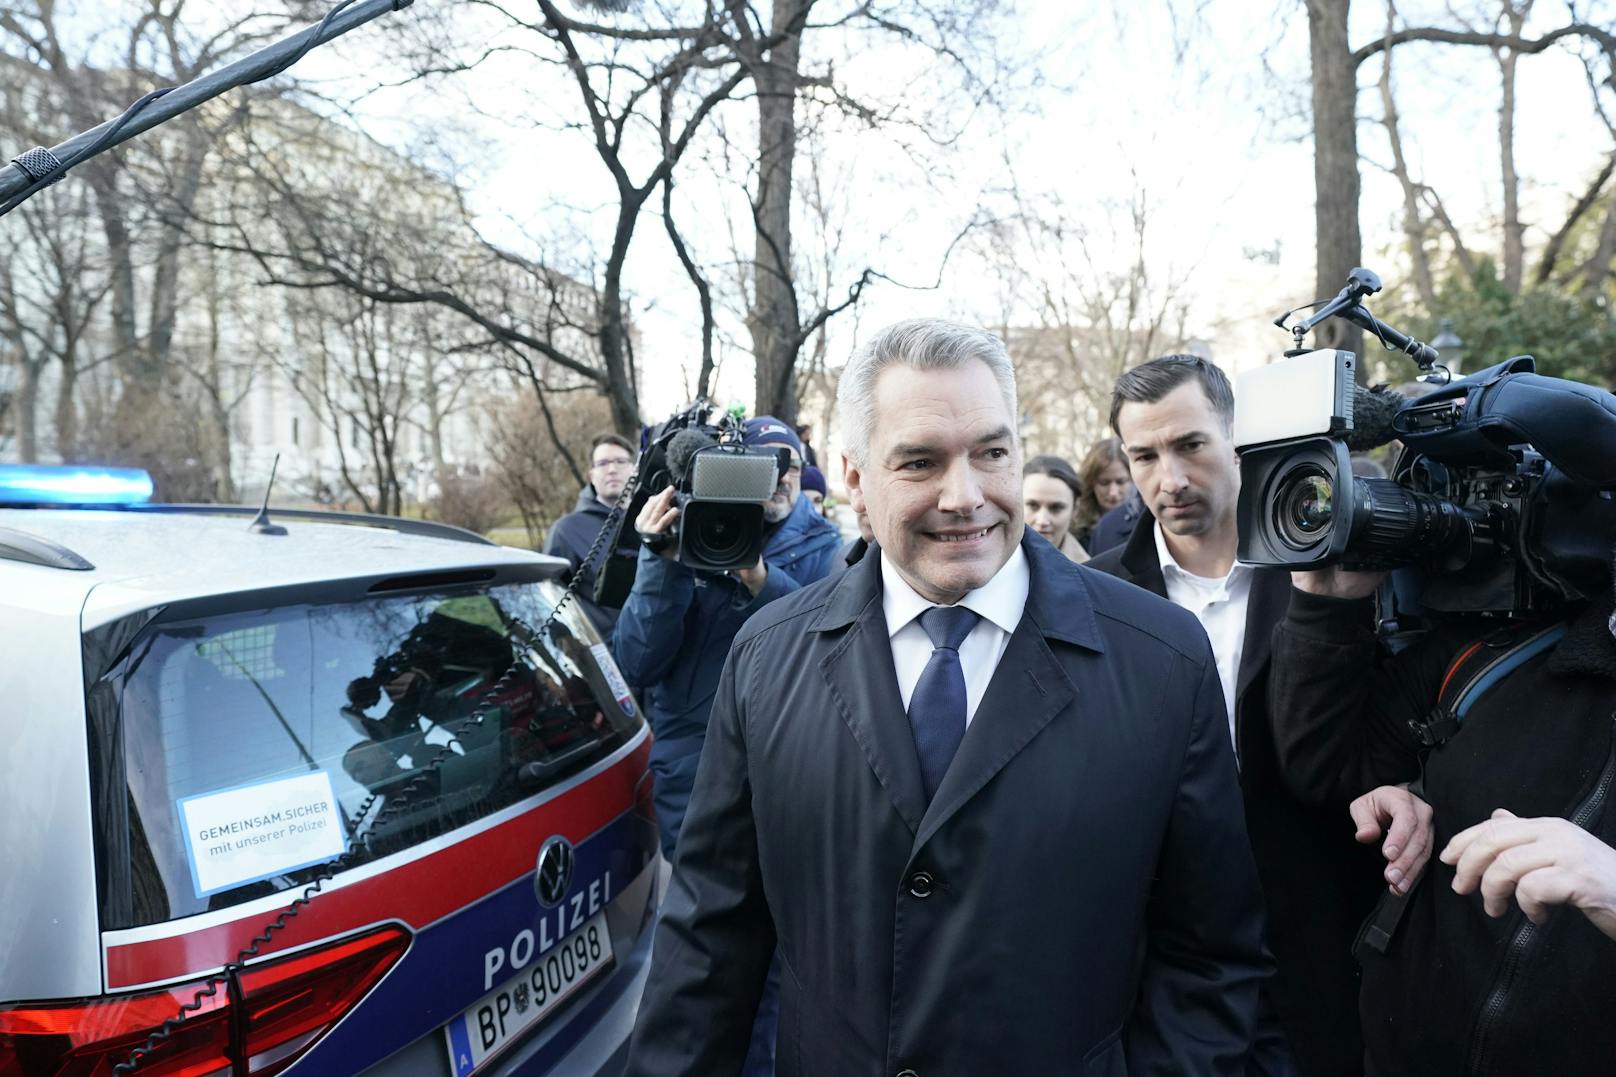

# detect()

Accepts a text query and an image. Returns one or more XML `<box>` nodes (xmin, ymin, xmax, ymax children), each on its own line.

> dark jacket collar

<box><xmin>810</xmin><ymin>526</ymin><xmax>1105</xmax><ymax>653</ymax></box>
<box><xmin>1547</xmin><ymin>592</ymin><xmax>1616</xmax><ymax>680</ymax></box>
<box><xmin>571</xmin><ymin>486</ymin><xmax>611</xmax><ymax>518</ymax></box>
<box><xmin>766</xmin><ymin>491</ymin><xmax>841</xmax><ymax>558</ymax></box>
<box><xmin>1108</xmin><ymin>507</ymin><xmax>1167</xmax><ymax>596</ymax></box>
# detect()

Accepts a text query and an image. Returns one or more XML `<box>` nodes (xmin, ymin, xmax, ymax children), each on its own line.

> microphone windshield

<box><xmin>1345</xmin><ymin>384</ymin><xmax>1406</xmax><ymax>452</ymax></box>
<box><xmin>666</xmin><ymin>427</ymin><xmax>717</xmax><ymax>484</ymax></box>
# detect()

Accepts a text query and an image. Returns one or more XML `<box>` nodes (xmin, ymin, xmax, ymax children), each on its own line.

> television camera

<box><xmin>1234</xmin><ymin>268</ymin><xmax>1616</xmax><ymax>617</ymax></box>
<box><xmin>592</xmin><ymin>401</ymin><xmax>792</xmax><ymax>607</ymax></box>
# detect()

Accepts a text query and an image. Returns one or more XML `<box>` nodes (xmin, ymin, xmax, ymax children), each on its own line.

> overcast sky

<box><xmin>296</xmin><ymin>0</ymin><xmax>1614</xmax><ymax>418</ymax></box>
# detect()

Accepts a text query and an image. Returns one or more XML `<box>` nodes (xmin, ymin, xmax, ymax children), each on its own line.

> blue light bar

<box><xmin>0</xmin><ymin>465</ymin><xmax>155</xmax><ymax>505</ymax></box>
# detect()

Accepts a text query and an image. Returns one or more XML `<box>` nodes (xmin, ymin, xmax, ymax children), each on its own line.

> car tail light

<box><xmin>235</xmin><ymin>926</ymin><xmax>410</xmax><ymax>1075</ymax></box>
<box><xmin>0</xmin><ymin>984</ymin><xmax>231</xmax><ymax>1077</ymax></box>
<box><xmin>0</xmin><ymin>925</ymin><xmax>409</xmax><ymax>1077</ymax></box>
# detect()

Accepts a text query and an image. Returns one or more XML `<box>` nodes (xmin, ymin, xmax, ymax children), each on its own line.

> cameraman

<box><xmin>1271</xmin><ymin>561</ymin><xmax>1616</xmax><ymax>1075</ymax></box>
<box><xmin>612</xmin><ymin>416</ymin><xmax>840</xmax><ymax>859</ymax></box>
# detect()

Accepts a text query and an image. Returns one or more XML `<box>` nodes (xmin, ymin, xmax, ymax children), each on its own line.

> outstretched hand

<box><xmin>1441</xmin><ymin>809</ymin><xmax>1616</xmax><ymax>940</ymax></box>
<box><xmin>1350</xmin><ymin>784</ymin><xmax>1435</xmax><ymax>895</ymax></box>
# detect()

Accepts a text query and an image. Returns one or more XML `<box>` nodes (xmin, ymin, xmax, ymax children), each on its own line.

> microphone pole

<box><xmin>0</xmin><ymin>0</ymin><xmax>414</xmax><ymax>218</ymax></box>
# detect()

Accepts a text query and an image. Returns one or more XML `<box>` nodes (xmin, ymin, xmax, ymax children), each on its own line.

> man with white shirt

<box><xmin>1088</xmin><ymin>354</ymin><xmax>1418</xmax><ymax>1077</ymax></box>
<box><xmin>627</xmin><ymin>319</ymin><xmax>1268</xmax><ymax>1076</ymax></box>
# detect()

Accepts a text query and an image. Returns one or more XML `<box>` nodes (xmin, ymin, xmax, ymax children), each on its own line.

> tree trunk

<box><xmin>54</xmin><ymin>353</ymin><xmax>78</xmax><ymax>462</ymax></box>
<box><xmin>1497</xmin><ymin>3</ymin><xmax>1529</xmax><ymax>294</ymax></box>
<box><xmin>748</xmin><ymin>0</ymin><xmax>807</xmax><ymax>423</ymax></box>
<box><xmin>14</xmin><ymin>357</ymin><xmax>38</xmax><ymax>463</ymax></box>
<box><xmin>1377</xmin><ymin>10</ymin><xmax>1437</xmax><ymax>310</ymax></box>
<box><xmin>1308</xmin><ymin>0</ymin><xmax>1365</xmax><ymax>362</ymax></box>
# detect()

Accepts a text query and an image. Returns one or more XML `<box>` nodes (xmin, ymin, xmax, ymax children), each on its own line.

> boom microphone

<box><xmin>1344</xmin><ymin>384</ymin><xmax>1406</xmax><ymax>452</ymax></box>
<box><xmin>666</xmin><ymin>427</ymin><xmax>717</xmax><ymax>485</ymax></box>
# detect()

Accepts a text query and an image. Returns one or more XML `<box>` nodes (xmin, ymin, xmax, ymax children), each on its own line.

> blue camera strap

<box><xmin>1410</xmin><ymin>622</ymin><xmax>1570</xmax><ymax>749</ymax></box>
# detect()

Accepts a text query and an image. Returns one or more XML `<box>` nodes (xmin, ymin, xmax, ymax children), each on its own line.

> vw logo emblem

<box><xmin>535</xmin><ymin>835</ymin><xmax>574</xmax><ymax>908</ymax></box>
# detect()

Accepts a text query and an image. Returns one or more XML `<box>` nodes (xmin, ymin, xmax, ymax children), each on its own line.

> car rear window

<box><xmin>95</xmin><ymin>581</ymin><xmax>642</xmax><ymax>929</ymax></box>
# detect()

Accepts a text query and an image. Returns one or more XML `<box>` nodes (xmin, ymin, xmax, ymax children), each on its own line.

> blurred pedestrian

<box><xmin>543</xmin><ymin>433</ymin><xmax>641</xmax><ymax>641</ymax></box>
<box><xmin>795</xmin><ymin>422</ymin><xmax>819</xmax><ymax>468</ymax></box>
<box><xmin>1022</xmin><ymin>453</ymin><xmax>1089</xmax><ymax>563</ymax></box>
<box><xmin>1075</xmin><ymin>436</ymin><xmax>1134</xmax><ymax>549</ymax></box>
<box><xmin>800</xmin><ymin>464</ymin><xmax>828</xmax><ymax>513</ymax></box>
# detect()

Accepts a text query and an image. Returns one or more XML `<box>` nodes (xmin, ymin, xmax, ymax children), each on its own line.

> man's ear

<box><xmin>843</xmin><ymin>452</ymin><xmax>866</xmax><ymax>515</ymax></box>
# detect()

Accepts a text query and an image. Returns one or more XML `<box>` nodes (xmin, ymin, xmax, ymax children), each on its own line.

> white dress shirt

<box><xmin>1154</xmin><ymin>522</ymin><xmax>1252</xmax><ymax>753</ymax></box>
<box><xmin>883</xmin><ymin>545</ymin><xmax>1030</xmax><ymax>726</ymax></box>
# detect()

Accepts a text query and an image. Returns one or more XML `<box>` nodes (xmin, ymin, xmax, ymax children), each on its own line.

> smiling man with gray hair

<box><xmin>626</xmin><ymin>318</ymin><xmax>1269</xmax><ymax>1076</ymax></box>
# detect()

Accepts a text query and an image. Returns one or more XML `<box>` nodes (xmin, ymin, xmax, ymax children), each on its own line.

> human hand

<box><xmin>1441</xmin><ymin>809</ymin><xmax>1616</xmax><ymax>940</ymax></box>
<box><xmin>635</xmin><ymin>487</ymin><xmax>679</xmax><ymax>560</ymax></box>
<box><xmin>733</xmin><ymin>557</ymin><xmax>767</xmax><ymax>597</ymax></box>
<box><xmin>1292</xmin><ymin>566</ymin><xmax>1388</xmax><ymax>600</ymax></box>
<box><xmin>1350</xmin><ymin>784</ymin><xmax>1435</xmax><ymax>895</ymax></box>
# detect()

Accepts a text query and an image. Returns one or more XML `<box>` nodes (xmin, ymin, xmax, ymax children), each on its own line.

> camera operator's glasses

<box><xmin>785</xmin><ymin>456</ymin><xmax>803</xmax><ymax>474</ymax></box>
<box><xmin>592</xmin><ymin>455</ymin><xmax>635</xmax><ymax>471</ymax></box>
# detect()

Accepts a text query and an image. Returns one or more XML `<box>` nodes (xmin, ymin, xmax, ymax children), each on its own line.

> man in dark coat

<box><xmin>627</xmin><ymin>319</ymin><xmax>1268</xmax><ymax>1077</ymax></box>
<box><xmin>543</xmin><ymin>433</ymin><xmax>640</xmax><ymax>640</ymax></box>
<box><xmin>1270</xmin><ymin>558</ymin><xmax>1616</xmax><ymax>1076</ymax></box>
<box><xmin>1086</xmin><ymin>356</ymin><xmax>1396</xmax><ymax>1077</ymax></box>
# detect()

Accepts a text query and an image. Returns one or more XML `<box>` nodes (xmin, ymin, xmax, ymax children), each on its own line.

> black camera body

<box><xmin>1236</xmin><ymin>278</ymin><xmax>1616</xmax><ymax>618</ymax></box>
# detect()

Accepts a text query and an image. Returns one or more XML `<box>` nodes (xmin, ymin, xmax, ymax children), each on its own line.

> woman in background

<box><xmin>1022</xmin><ymin>454</ymin><xmax>1088</xmax><ymax>563</ymax></box>
<box><xmin>1074</xmin><ymin>437</ymin><xmax>1133</xmax><ymax>549</ymax></box>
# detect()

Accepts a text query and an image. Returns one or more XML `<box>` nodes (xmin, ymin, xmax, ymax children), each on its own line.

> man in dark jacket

<box><xmin>1088</xmin><ymin>355</ymin><xmax>1401</xmax><ymax>1077</ymax></box>
<box><xmin>613</xmin><ymin>416</ymin><xmax>840</xmax><ymax>858</ymax></box>
<box><xmin>543</xmin><ymin>433</ymin><xmax>640</xmax><ymax>640</ymax></box>
<box><xmin>627</xmin><ymin>319</ymin><xmax>1268</xmax><ymax>1077</ymax></box>
<box><xmin>1271</xmin><ymin>559</ymin><xmax>1616</xmax><ymax>1076</ymax></box>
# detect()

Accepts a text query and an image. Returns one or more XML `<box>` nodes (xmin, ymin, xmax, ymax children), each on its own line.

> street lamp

<box><xmin>1430</xmin><ymin>318</ymin><xmax>1465</xmax><ymax>378</ymax></box>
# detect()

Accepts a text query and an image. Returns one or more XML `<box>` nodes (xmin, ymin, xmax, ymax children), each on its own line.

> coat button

<box><xmin>896</xmin><ymin>1071</ymin><xmax>920</xmax><ymax>1077</ymax></box>
<box><xmin>907</xmin><ymin>871</ymin><xmax>935</xmax><ymax>898</ymax></box>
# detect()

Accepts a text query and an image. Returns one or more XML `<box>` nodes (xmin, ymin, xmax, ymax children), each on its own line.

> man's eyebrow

<box><xmin>886</xmin><ymin>426</ymin><xmax>1014</xmax><ymax>461</ymax></box>
<box><xmin>977</xmin><ymin>425</ymin><xmax>1014</xmax><ymax>445</ymax></box>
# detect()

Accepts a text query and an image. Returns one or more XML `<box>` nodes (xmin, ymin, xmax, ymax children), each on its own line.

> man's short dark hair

<box><xmin>590</xmin><ymin>433</ymin><xmax>634</xmax><ymax>460</ymax></box>
<box><xmin>1108</xmin><ymin>354</ymin><xmax>1235</xmax><ymax>438</ymax></box>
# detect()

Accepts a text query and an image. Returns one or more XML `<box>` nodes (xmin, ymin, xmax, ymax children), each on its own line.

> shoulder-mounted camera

<box><xmin>1235</xmin><ymin>269</ymin><xmax>1616</xmax><ymax>618</ymax></box>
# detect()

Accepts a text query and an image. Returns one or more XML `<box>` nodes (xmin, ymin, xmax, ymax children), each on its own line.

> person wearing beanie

<box><xmin>800</xmin><ymin>464</ymin><xmax>827</xmax><ymax>512</ymax></box>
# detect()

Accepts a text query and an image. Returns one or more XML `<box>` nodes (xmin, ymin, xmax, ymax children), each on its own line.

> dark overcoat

<box><xmin>626</xmin><ymin>529</ymin><xmax>1269</xmax><ymax>1077</ymax></box>
<box><xmin>1088</xmin><ymin>519</ymin><xmax>1382</xmax><ymax>1077</ymax></box>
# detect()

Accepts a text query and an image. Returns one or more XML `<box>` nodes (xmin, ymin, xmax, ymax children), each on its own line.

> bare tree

<box><xmin>1306</xmin><ymin>0</ymin><xmax>1616</xmax><ymax>347</ymax></box>
<box><xmin>974</xmin><ymin>178</ymin><xmax>1195</xmax><ymax>458</ymax></box>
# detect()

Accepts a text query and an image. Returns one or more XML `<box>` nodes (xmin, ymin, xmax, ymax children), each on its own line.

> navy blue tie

<box><xmin>908</xmin><ymin>605</ymin><xmax>980</xmax><ymax>802</ymax></box>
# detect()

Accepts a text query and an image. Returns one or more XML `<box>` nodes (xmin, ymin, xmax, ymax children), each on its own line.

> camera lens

<box><xmin>1275</xmin><ymin>467</ymin><xmax>1335</xmax><ymax>549</ymax></box>
<box><xmin>692</xmin><ymin>507</ymin><xmax>750</xmax><ymax>563</ymax></box>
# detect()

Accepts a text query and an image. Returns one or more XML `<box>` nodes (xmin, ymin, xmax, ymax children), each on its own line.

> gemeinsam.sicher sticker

<box><xmin>177</xmin><ymin>771</ymin><xmax>346</xmax><ymax>897</ymax></box>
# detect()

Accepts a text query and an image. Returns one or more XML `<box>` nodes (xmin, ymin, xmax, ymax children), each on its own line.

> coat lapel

<box><xmin>812</xmin><ymin>549</ymin><xmax>930</xmax><ymax>833</ymax></box>
<box><xmin>912</xmin><ymin>533</ymin><xmax>1096</xmax><ymax>851</ymax></box>
<box><xmin>1114</xmin><ymin>510</ymin><xmax>1166</xmax><ymax>598</ymax></box>
<box><xmin>1236</xmin><ymin>567</ymin><xmax>1289</xmax><ymax>703</ymax></box>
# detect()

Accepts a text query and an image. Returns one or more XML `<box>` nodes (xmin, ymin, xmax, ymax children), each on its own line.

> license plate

<box><xmin>444</xmin><ymin>911</ymin><xmax>614</xmax><ymax>1076</ymax></box>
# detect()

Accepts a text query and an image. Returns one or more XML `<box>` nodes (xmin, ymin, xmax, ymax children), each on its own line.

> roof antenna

<box><xmin>249</xmin><ymin>454</ymin><xmax>288</xmax><ymax>536</ymax></box>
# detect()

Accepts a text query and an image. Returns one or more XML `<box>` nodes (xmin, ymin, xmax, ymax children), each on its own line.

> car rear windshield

<box><xmin>95</xmin><ymin>580</ymin><xmax>642</xmax><ymax>930</ymax></box>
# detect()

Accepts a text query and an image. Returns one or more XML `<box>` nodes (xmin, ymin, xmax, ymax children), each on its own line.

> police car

<box><xmin>0</xmin><ymin>466</ymin><xmax>661</xmax><ymax>1076</ymax></box>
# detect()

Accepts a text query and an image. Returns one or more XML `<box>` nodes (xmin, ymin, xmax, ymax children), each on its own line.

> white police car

<box><xmin>0</xmin><ymin>466</ymin><xmax>660</xmax><ymax>1076</ymax></box>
